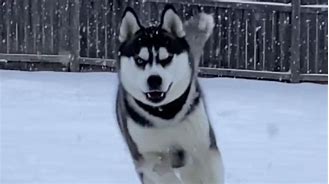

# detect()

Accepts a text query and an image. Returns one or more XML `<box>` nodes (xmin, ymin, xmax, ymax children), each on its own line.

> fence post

<box><xmin>69</xmin><ymin>0</ymin><xmax>80</xmax><ymax>72</ymax></box>
<box><xmin>290</xmin><ymin>0</ymin><xmax>301</xmax><ymax>83</ymax></box>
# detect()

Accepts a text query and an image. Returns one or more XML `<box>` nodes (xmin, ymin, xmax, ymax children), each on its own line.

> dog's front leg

<box><xmin>172</xmin><ymin>149</ymin><xmax>224</xmax><ymax>184</ymax></box>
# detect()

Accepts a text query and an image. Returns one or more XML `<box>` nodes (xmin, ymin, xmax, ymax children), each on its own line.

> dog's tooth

<box><xmin>160</xmin><ymin>93</ymin><xmax>164</xmax><ymax>97</ymax></box>
<box><xmin>147</xmin><ymin>93</ymin><xmax>151</xmax><ymax>98</ymax></box>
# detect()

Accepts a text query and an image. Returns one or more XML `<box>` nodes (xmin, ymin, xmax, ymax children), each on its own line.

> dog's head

<box><xmin>118</xmin><ymin>5</ymin><xmax>191</xmax><ymax>106</ymax></box>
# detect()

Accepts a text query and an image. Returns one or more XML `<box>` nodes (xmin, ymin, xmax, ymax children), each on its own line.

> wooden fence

<box><xmin>0</xmin><ymin>0</ymin><xmax>327</xmax><ymax>82</ymax></box>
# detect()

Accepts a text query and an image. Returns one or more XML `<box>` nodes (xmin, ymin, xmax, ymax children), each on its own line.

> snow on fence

<box><xmin>0</xmin><ymin>0</ymin><xmax>327</xmax><ymax>82</ymax></box>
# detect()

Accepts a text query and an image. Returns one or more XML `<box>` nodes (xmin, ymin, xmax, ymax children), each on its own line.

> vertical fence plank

<box><xmin>69</xmin><ymin>0</ymin><xmax>80</xmax><ymax>71</ymax></box>
<box><xmin>220</xmin><ymin>8</ymin><xmax>229</xmax><ymax>68</ymax></box>
<box><xmin>49</xmin><ymin>0</ymin><xmax>55</xmax><ymax>54</ymax></box>
<box><xmin>290</xmin><ymin>0</ymin><xmax>301</xmax><ymax>82</ymax></box>
<box><xmin>233</xmin><ymin>9</ymin><xmax>242</xmax><ymax>69</ymax></box>
<box><xmin>261</xmin><ymin>17</ymin><xmax>266</xmax><ymax>71</ymax></box>
<box><xmin>103</xmin><ymin>0</ymin><xmax>108</xmax><ymax>59</ymax></box>
<box><xmin>0</xmin><ymin>0</ymin><xmax>6</xmax><ymax>53</ymax></box>
<box><xmin>23</xmin><ymin>0</ymin><xmax>32</xmax><ymax>54</ymax></box>
<box><xmin>94</xmin><ymin>0</ymin><xmax>103</xmax><ymax>58</ymax></box>
<box><xmin>32</xmin><ymin>0</ymin><xmax>42</xmax><ymax>54</ymax></box>
<box><xmin>316</xmin><ymin>13</ymin><xmax>323</xmax><ymax>73</ymax></box>
<box><xmin>95</xmin><ymin>0</ymin><xmax>100</xmax><ymax>58</ymax></box>
<box><xmin>278</xmin><ymin>12</ymin><xmax>290</xmax><ymax>72</ymax></box>
<box><xmin>109</xmin><ymin>0</ymin><xmax>118</xmax><ymax>60</ymax></box>
<box><xmin>212</xmin><ymin>7</ymin><xmax>221</xmax><ymax>68</ymax></box>
<box><xmin>227</xmin><ymin>9</ymin><xmax>233</xmax><ymax>69</ymax></box>
<box><xmin>309</xmin><ymin>14</ymin><xmax>316</xmax><ymax>74</ymax></box>
<box><xmin>253</xmin><ymin>11</ymin><xmax>261</xmax><ymax>71</ymax></box>
<box><xmin>5</xmin><ymin>0</ymin><xmax>10</xmax><ymax>53</ymax></box>
<box><xmin>255</xmin><ymin>12</ymin><xmax>265</xmax><ymax>71</ymax></box>
<box><xmin>239</xmin><ymin>9</ymin><xmax>246</xmax><ymax>69</ymax></box>
<box><xmin>105</xmin><ymin>0</ymin><xmax>112</xmax><ymax>59</ymax></box>
<box><xmin>300</xmin><ymin>13</ymin><xmax>309</xmax><ymax>74</ymax></box>
<box><xmin>53</xmin><ymin>0</ymin><xmax>60</xmax><ymax>55</ymax></box>
<box><xmin>246</xmin><ymin>9</ymin><xmax>256</xmax><ymax>70</ymax></box>
<box><xmin>265</xmin><ymin>11</ymin><xmax>276</xmax><ymax>71</ymax></box>
<box><xmin>314</xmin><ymin>13</ymin><xmax>319</xmax><ymax>73</ymax></box>
<box><xmin>13</xmin><ymin>0</ymin><xmax>19</xmax><ymax>53</ymax></box>
<box><xmin>300</xmin><ymin>13</ymin><xmax>316</xmax><ymax>74</ymax></box>
<box><xmin>306</xmin><ymin>19</ymin><xmax>310</xmax><ymax>73</ymax></box>
<box><xmin>7</xmin><ymin>0</ymin><xmax>15</xmax><ymax>53</ymax></box>
<box><xmin>87</xmin><ymin>0</ymin><xmax>96</xmax><ymax>57</ymax></box>
<box><xmin>79</xmin><ymin>0</ymin><xmax>87</xmax><ymax>57</ymax></box>
<box><xmin>323</xmin><ymin>12</ymin><xmax>328</xmax><ymax>74</ymax></box>
<box><xmin>17</xmin><ymin>0</ymin><xmax>24</xmax><ymax>53</ymax></box>
<box><xmin>42</xmin><ymin>0</ymin><xmax>52</xmax><ymax>54</ymax></box>
<box><xmin>319</xmin><ymin>12</ymin><xmax>328</xmax><ymax>74</ymax></box>
<box><xmin>216</xmin><ymin>7</ymin><xmax>223</xmax><ymax>68</ymax></box>
<box><xmin>244</xmin><ymin>12</ymin><xmax>249</xmax><ymax>69</ymax></box>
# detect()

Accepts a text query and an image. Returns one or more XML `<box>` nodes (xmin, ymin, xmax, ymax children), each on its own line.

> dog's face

<box><xmin>118</xmin><ymin>6</ymin><xmax>191</xmax><ymax>107</ymax></box>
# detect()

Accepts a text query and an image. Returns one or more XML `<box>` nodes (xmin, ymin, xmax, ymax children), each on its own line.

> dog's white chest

<box><xmin>127</xmin><ymin>104</ymin><xmax>210</xmax><ymax>153</ymax></box>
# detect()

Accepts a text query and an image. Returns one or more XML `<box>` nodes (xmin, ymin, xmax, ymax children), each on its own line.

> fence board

<box><xmin>31</xmin><ymin>0</ymin><xmax>42</xmax><ymax>54</ymax></box>
<box><xmin>277</xmin><ymin>12</ymin><xmax>290</xmax><ymax>72</ymax></box>
<box><xmin>53</xmin><ymin>0</ymin><xmax>60</xmax><ymax>55</ymax></box>
<box><xmin>290</xmin><ymin>0</ymin><xmax>301</xmax><ymax>82</ymax></box>
<box><xmin>79</xmin><ymin>0</ymin><xmax>87</xmax><ymax>57</ymax></box>
<box><xmin>23</xmin><ymin>0</ymin><xmax>33</xmax><ymax>54</ymax></box>
<box><xmin>6</xmin><ymin>0</ymin><xmax>15</xmax><ymax>53</ymax></box>
<box><xmin>0</xmin><ymin>53</ymin><xmax>70</xmax><ymax>63</ymax></box>
<box><xmin>266</xmin><ymin>11</ymin><xmax>277</xmax><ymax>71</ymax></box>
<box><xmin>313</xmin><ymin>12</ymin><xmax>326</xmax><ymax>74</ymax></box>
<box><xmin>323</xmin><ymin>12</ymin><xmax>328</xmax><ymax>74</ymax></box>
<box><xmin>58</xmin><ymin>0</ymin><xmax>70</xmax><ymax>54</ymax></box>
<box><xmin>16</xmin><ymin>0</ymin><xmax>24</xmax><ymax>53</ymax></box>
<box><xmin>233</xmin><ymin>9</ymin><xmax>243</xmax><ymax>69</ymax></box>
<box><xmin>0</xmin><ymin>0</ymin><xmax>6</xmax><ymax>53</ymax></box>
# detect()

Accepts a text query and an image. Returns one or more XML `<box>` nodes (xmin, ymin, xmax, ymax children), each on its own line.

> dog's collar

<box><xmin>124</xmin><ymin>98</ymin><xmax>154</xmax><ymax>127</ymax></box>
<box><xmin>134</xmin><ymin>83</ymin><xmax>192</xmax><ymax>120</ymax></box>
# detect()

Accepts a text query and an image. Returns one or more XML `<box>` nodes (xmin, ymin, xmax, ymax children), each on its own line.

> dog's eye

<box><xmin>159</xmin><ymin>54</ymin><xmax>174</xmax><ymax>67</ymax></box>
<box><xmin>135</xmin><ymin>57</ymin><xmax>147</xmax><ymax>66</ymax></box>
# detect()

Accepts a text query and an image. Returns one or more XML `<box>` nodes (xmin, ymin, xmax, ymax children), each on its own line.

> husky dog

<box><xmin>116</xmin><ymin>5</ymin><xmax>224</xmax><ymax>184</ymax></box>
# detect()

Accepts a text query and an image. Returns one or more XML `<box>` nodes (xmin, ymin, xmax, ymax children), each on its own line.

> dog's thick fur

<box><xmin>116</xmin><ymin>5</ymin><xmax>224</xmax><ymax>184</ymax></box>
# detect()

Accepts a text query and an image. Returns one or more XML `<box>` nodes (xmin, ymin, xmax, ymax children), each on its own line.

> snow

<box><xmin>0</xmin><ymin>70</ymin><xmax>327</xmax><ymax>184</ymax></box>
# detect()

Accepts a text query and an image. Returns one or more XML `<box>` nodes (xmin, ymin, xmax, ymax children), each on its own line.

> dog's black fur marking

<box><xmin>209</xmin><ymin>124</ymin><xmax>218</xmax><ymax>150</ymax></box>
<box><xmin>186</xmin><ymin>83</ymin><xmax>201</xmax><ymax>116</ymax></box>
<box><xmin>124</xmin><ymin>97</ymin><xmax>154</xmax><ymax>128</ymax></box>
<box><xmin>119</xmin><ymin>26</ymin><xmax>189</xmax><ymax>69</ymax></box>
<box><xmin>116</xmin><ymin>88</ymin><xmax>143</xmax><ymax>160</ymax></box>
<box><xmin>171</xmin><ymin>149</ymin><xmax>186</xmax><ymax>168</ymax></box>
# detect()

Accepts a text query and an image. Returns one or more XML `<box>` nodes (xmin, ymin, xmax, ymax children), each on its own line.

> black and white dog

<box><xmin>116</xmin><ymin>5</ymin><xmax>224</xmax><ymax>184</ymax></box>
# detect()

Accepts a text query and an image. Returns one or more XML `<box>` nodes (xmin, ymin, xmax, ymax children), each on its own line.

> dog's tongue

<box><xmin>146</xmin><ymin>92</ymin><xmax>165</xmax><ymax>103</ymax></box>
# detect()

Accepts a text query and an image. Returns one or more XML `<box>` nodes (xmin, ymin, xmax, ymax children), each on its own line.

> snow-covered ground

<box><xmin>0</xmin><ymin>70</ymin><xmax>327</xmax><ymax>184</ymax></box>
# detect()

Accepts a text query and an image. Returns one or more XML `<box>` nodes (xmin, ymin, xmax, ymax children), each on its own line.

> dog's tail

<box><xmin>184</xmin><ymin>13</ymin><xmax>215</xmax><ymax>74</ymax></box>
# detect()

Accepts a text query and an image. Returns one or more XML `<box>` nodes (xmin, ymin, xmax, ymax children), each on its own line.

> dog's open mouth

<box><xmin>145</xmin><ymin>91</ymin><xmax>166</xmax><ymax>103</ymax></box>
<box><xmin>145</xmin><ymin>83</ymin><xmax>172</xmax><ymax>103</ymax></box>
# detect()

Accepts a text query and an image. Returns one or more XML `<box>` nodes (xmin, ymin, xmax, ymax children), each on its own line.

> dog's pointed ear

<box><xmin>119</xmin><ymin>7</ymin><xmax>141</xmax><ymax>42</ymax></box>
<box><xmin>160</xmin><ymin>5</ymin><xmax>185</xmax><ymax>38</ymax></box>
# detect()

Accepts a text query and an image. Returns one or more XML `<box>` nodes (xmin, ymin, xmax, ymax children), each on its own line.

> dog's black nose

<box><xmin>147</xmin><ymin>75</ymin><xmax>162</xmax><ymax>90</ymax></box>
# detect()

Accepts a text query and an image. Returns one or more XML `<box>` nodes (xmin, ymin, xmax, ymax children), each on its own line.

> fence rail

<box><xmin>0</xmin><ymin>0</ymin><xmax>327</xmax><ymax>82</ymax></box>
